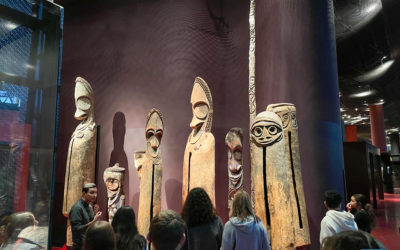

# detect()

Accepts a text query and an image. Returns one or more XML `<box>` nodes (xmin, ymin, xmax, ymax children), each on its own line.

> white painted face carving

<box><xmin>74</xmin><ymin>77</ymin><xmax>94</xmax><ymax>121</ymax></box>
<box><xmin>251</xmin><ymin>111</ymin><xmax>283</xmax><ymax>146</ymax></box>
<box><xmin>103</xmin><ymin>163</ymin><xmax>125</xmax><ymax>200</ymax></box>
<box><xmin>146</xmin><ymin>110</ymin><xmax>163</xmax><ymax>158</ymax></box>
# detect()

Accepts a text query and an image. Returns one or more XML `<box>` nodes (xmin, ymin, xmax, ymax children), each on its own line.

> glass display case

<box><xmin>0</xmin><ymin>0</ymin><xmax>63</xmax><ymax>248</ymax></box>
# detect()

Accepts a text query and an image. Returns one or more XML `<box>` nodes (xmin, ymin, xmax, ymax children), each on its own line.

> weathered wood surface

<box><xmin>267</xmin><ymin>103</ymin><xmax>310</xmax><ymax>247</ymax></box>
<box><xmin>63</xmin><ymin>77</ymin><xmax>96</xmax><ymax>217</ymax></box>
<box><xmin>103</xmin><ymin>163</ymin><xmax>125</xmax><ymax>223</ymax></box>
<box><xmin>182</xmin><ymin>77</ymin><xmax>215</xmax><ymax>206</ymax></box>
<box><xmin>135</xmin><ymin>109</ymin><xmax>163</xmax><ymax>237</ymax></box>
<box><xmin>251</xmin><ymin>111</ymin><xmax>296</xmax><ymax>249</ymax></box>
<box><xmin>226</xmin><ymin>128</ymin><xmax>244</xmax><ymax>209</ymax></box>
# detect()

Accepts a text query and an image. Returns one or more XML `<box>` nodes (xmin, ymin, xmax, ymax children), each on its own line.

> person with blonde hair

<box><xmin>221</xmin><ymin>190</ymin><xmax>270</xmax><ymax>250</ymax></box>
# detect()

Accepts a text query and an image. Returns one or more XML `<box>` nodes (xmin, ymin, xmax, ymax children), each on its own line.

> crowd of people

<box><xmin>0</xmin><ymin>184</ymin><xmax>386</xmax><ymax>250</ymax></box>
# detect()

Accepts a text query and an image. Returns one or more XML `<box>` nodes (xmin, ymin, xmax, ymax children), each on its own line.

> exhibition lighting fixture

<box><xmin>354</xmin><ymin>60</ymin><xmax>395</xmax><ymax>82</ymax></box>
<box><xmin>364</xmin><ymin>1</ymin><xmax>381</xmax><ymax>15</ymax></box>
<box><xmin>4</xmin><ymin>21</ymin><xmax>18</xmax><ymax>30</ymax></box>
<box><xmin>349</xmin><ymin>89</ymin><xmax>375</xmax><ymax>98</ymax></box>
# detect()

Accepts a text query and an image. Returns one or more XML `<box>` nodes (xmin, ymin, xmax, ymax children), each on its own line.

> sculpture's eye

<box><xmin>146</xmin><ymin>130</ymin><xmax>154</xmax><ymax>139</ymax></box>
<box><xmin>282</xmin><ymin>113</ymin><xmax>289</xmax><ymax>121</ymax></box>
<box><xmin>253</xmin><ymin>126</ymin><xmax>263</xmax><ymax>137</ymax></box>
<box><xmin>193</xmin><ymin>102</ymin><xmax>209</xmax><ymax>119</ymax></box>
<box><xmin>76</xmin><ymin>97</ymin><xmax>91</xmax><ymax>110</ymax></box>
<box><xmin>268</xmin><ymin>125</ymin><xmax>278</xmax><ymax>135</ymax></box>
<box><xmin>234</xmin><ymin>150</ymin><xmax>242</xmax><ymax>161</ymax></box>
<box><xmin>156</xmin><ymin>130</ymin><xmax>163</xmax><ymax>141</ymax></box>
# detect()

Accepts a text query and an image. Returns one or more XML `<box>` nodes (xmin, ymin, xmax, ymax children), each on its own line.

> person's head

<box><xmin>349</xmin><ymin>193</ymin><xmax>369</xmax><ymax>210</ymax></box>
<box><xmin>7</xmin><ymin>212</ymin><xmax>38</xmax><ymax>242</ymax></box>
<box><xmin>84</xmin><ymin>221</ymin><xmax>116</xmax><ymax>250</ymax></box>
<box><xmin>230</xmin><ymin>190</ymin><xmax>258</xmax><ymax>221</ymax></box>
<box><xmin>321</xmin><ymin>230</ymin><xmax>381</xmax><ymax>250</ymax></box>
<box><xmin>82</xmin><ymin>183</ymin><xmax>97</xmax><ymax>204</ymax></box>
<box><xmin>324</xmin><ymin>190</ymin><xmax>342</xmax><ymax>210</ymax></box>
<box><xmin>111</xmin><ymin>206</ymin><xmax>138</xmax><ymax>235</ymax></box>
<box><xmin>149</xmin><ymin>210</ymin><xmax>186</xmax><ymax>250</ymax></box>
<box><xmin>181</xmin><ymin>187</ymin><xmax>216</xmax><ymax>227</ymax></box>
<box><xmin>0</xmin><ymin>214</ymin><xmax>10</xmax><ymax>245</ymax></box>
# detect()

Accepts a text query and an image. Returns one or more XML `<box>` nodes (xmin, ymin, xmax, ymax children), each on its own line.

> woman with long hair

<box><xmin>84</xmin><ymin>221</ymin><xmax>116</xmax><ymax>250</ymax></box>
<box><xmin>111</xmin><ymin>206</ymin><xmax>146</xmax><ymax>250</ymax></box>
<box><xmin>181</xmin><ymin>187</ymin><xmax>223</xmax><ymax>250</ymax></box>
<box><xmin>346</xmin><ymin>193</ymin><xmax>376</xmax><ymax>233</ymax></box>
<box><xmin>221</xmin><ymin>190</ymin><xmax>270</xmax><ymax>250</ymax></box>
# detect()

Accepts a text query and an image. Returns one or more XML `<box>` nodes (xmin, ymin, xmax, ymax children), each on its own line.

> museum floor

<box><xmin>371</xmin><ymin>190</ymin><xmax>400</xmax><ymax>249</ymax></box>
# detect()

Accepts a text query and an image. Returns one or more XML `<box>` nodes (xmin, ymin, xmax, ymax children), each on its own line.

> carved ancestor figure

<box><xmin>225</xmin><ymin>128</ymin><xmax>244</xmax><ymax>209</ymax></box>
<box><xmin>267</xmin><ymin>103</ymin><xmax>310</xmax><ymax>247</ymax></box>
<box><xmin>182</xmin><ymin>77</ymin><xmax>215</xmax><ymax>206</ymax></box>
<box><xmin>62</xmin><ymin>77</ymin><xmax>97</xmax><ymax>246</ymax></box>
<box><xmin>247</xmin><ymin>1</ymin><xmax>297</xmax><ymax>248</ymax></box>
<box><xmin>250</xmin><ymin>111</ymin><xmax>295</xmax><ymax>249</ymax></box>
<box><xmin>134</xmin><ymin>109</ymin><xmax>163</xmax><ymax>238</ymax></box>
<box><xmin>103</xmin><ymin>163</ymin><xmax>125</xmax><ymax>223</ymax></box>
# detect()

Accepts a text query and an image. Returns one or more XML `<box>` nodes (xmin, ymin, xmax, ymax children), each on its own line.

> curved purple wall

<box><xmin>53</xmin><ymin>0</ymin><xmax>344</xmax><ymax>248</ymax></box>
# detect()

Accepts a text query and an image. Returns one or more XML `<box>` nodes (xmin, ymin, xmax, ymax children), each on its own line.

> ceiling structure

<box><xmin>334</xmin><ymin>0</ymin><xmax>400</xmax><ymax>143</ymax></box>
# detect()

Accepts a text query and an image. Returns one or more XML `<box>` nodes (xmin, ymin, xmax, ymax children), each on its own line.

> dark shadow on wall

<box><xmin>165</xmin><ymin>178</ymin><xmax>182</xmax><ymax>212</ymax></box>
<box><xmin>109</xmin><ymin>112</ymin><xmax>129</xmax><ymax>204</ymax></box>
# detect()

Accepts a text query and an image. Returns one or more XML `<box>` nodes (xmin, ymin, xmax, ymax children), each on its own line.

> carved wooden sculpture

<box><xmin>182</xmin><ymin>77</ymin><xmax>215</xmax><ymax>206</ymax></box>
<box><xmin>135</xmin><ymin>109</ymin><xmax>163</xmax><ymax>238</ymax></box>
<box><xmin>267</xmin><ymin>103</ymin><xmax>310</xmax><ymax>247</ymax></box>
<box><xmin>62</xmin><ymin>77</ymin><xmax>96</xmax><ymax>246</ymax></box>
<box><xmin>103</xmin><ymin>163</ymin><xmax>125</xmax><ymax>223</ymax></box>
<box><xmin>248</xmin><ymin>2</ymin><xmax>295</xmax><ymax>249</ymax></box>
<box><xmin>251</xmin><ymin>111</ymin><xmax>295</xmax><ymax>249</ymax></box>
<box><xmin>225</xmin><ymin>128</ymin><xmax>244</xmax><ymax>209</ymax></box>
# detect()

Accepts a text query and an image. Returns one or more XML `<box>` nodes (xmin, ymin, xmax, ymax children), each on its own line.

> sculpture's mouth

<box><xmin>229</xmin><ymin>166</ymin><xmax>243</xmax><ymax>186</ymax></box>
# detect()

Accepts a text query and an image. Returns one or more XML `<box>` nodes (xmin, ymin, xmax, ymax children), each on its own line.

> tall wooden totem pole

<box><xmin>135</xmin><ymin>108</ymin><xmax>163</xmax><ymax>239</ymax></box>
<box><xmin>63</xmin><ymin>77</ymin><xmax>97</xmax><ymax>246</ymax></box>
<box><xmin>267</xmin><ymin>103</ymin><xmax>310</xmax><ymax>247</ymax></box>
<box><xmin>248</xmin><ymin>1</ymin><xmax>297</xmax><ymax>249</ymax></box>
<box><xmin>182</xmin><ymin>77</ymin><xmax>215</xmax><ymax>205</ymax></box>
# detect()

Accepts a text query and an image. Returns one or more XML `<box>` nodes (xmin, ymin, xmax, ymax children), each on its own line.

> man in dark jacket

<box><xmin>69</xmin><ymin>183</ymin><xmax>102</xmax><ymax>250</ymax></box>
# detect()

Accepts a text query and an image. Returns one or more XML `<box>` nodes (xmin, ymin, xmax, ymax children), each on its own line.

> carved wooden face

<box><xmin>251</xmin><ymin>111</ymin><xmax>283</xmax><ymax>146</ymax></box>
<box><xmin>267</xmin><ymin>104</ymin><xmax>297</xmax><ymax>129</ymax></box>
<box><xmin>226</xmin><ymin>132</ymin><xmax>243</xmax><ymax>187</ymax></box>
<box><xmin>146</xmin><ymin>112</ymin><xmax>163</xmax><ymax>158</ymax></box>
<box><xmin>190</xmin><ymin>82</ymin><xmax>210</xmax><ymax>131</ymax></box>
<box><xmin>74</xmin><ymin>78</ymin><xmax>94</xmax><ymax>121</ymax></box>
<box><xmin>105</xmin><ymin>178</ymin><xmax>120</xmax><ymax>198</ymax></box>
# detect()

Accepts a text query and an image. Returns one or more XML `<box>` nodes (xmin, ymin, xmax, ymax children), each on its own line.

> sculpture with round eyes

<box><xmin>250</xmin><ymin>111</ymin><xmax>295</xmax><ymax>249</ymax></box>
<box><xmin>62</xmin><ymin>77</ymin><xmax>97</xmax><ymax>247</ymax></box>
<box><xmin>134</xmin><ymin>108</ymin><xmax>163</xmax><ymax>238</ymax></box>
<box><xmin>267</xmin><ymin>103</ymin><xmax>310</xmax><ymax>247</ymax></box>
<box><xmin>225</xmin><ymin>128</ymin><xmax>244</xmax><ymax>209</ymax></box>
<box><xmin>103</xmin><ymin>163</ymin><xmax>125</xmax><ymax>222</ymax></box>
<box><xmin>182</xmin><ymin>77</ymin><xmax>215</xmax><ymax>206</ymax></box>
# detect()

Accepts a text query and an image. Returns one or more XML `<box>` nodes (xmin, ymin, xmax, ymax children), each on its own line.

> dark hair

<box><xmin>352</xmin><ymin>194</ymin><xmax>376</xmax><ymax>230</ymax></box>
<box><xmin>111</xmin><ymin>206</ymin><xmax>146</xmax><ymax>250</ymax></box>
<box><xmin>230</xmin><ymin>190</ymin><xmax>259</xmax><ymax>222</ymax></box>
<box><xmin>181</xmin><ymin>187</ymin><xmax>217</xmax><ymax>227</ymax></box>
<box><xmin>82</xmin><ymin>183</ymin><xmax>97</xmax><ymax>193</ymax></box>
<box><xmin>6</xmin><ymin>212</ymin><xmax>36</xmax><ymax>242</ymax></box>
<box><xmin>321</xmin><ymin>230</ymin><xmax>382</xmax><ymax>250</ymax></box>
<box><xmin>149</xmin><ymin>210</ymin><xmax>186</xmax><ymax>250</ymax></box>
<box><xmin>84</xmin><ymin>221</ymin><xmax>115</xmax><ymax>250</ymax></box>
<box><xmin>324</xmin><ymin>190</ymin><xmax>342</xmax><ymax>209</ymax></box>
